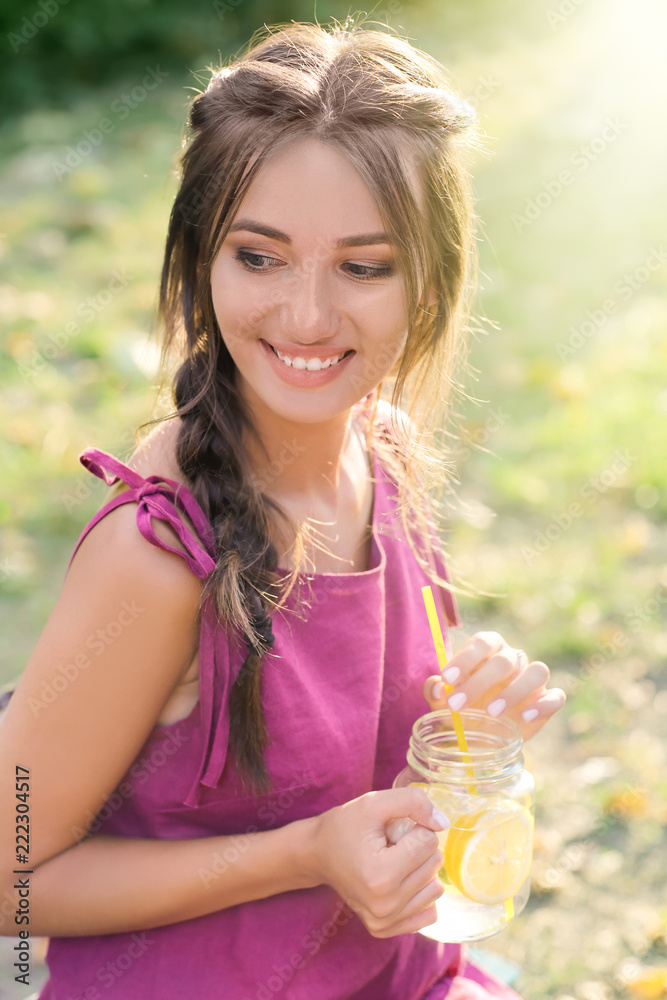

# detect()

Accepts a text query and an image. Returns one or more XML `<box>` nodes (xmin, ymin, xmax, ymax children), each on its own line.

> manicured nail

<box><xmin>432</xmin><ymin>680</ymin><xmax>444</xmax><ymax>700</ymax></box>
<box><xmin>448</xmin><ymin>692</ymin><xmax>467</xmax><ymax>712</ymax></box>
<box><xmin>443</xmin><ymin>666</ymin><xmax>460</xmax><ymax>684</ymax></box>
<box><xmin>522</xmin><ymin>707</ymin><xmax>539</xmax><ymax>723</ymax></box>
<box><xmin>487</xmin><ymin>698</ymin><xmax>506</xmax><ymax>717</ymax></box>
<box><xmin>432</xmin><ymin>806</ymin><xmax>450</xmax><ymax>830</ymax></box>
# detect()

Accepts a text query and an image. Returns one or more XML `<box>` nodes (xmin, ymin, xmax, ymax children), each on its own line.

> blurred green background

<box><xmin>1</xmin><ymin>0</ymin><xmax>666</xmax><ymax>996</ymax></box>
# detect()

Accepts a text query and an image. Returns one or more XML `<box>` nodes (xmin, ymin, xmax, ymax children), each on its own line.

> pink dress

<box><xmin>36</xmin><ymin>441</ymin><xmax>522</xmax><ymax>1000</ymax></box>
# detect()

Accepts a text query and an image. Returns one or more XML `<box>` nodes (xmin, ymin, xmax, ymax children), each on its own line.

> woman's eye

<box><xmin>235</xmin><ymin>250</ymin><xmax>281</xmax><ymax>271</ymax></box>
<box><xmin>344</xmin><ymin>262</ymin><xmax>396</xmax><ymax>281</ymax></box>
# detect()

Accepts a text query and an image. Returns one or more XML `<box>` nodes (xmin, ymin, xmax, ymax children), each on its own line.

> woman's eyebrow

<box><xmin>228</xmin><ymin>219</ymin><xmax>393</xmax><ymax>247</ymax></box>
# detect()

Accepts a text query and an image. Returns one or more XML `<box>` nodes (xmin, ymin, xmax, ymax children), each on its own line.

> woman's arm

<box><xmin>6</xmin><ymin>819</ymin><xmax>321</xmax><ymax>937</ymax></box>
<box><xmin>1</xmin><ymin>498</ymin><xmax>306</xmax><ymax>934</ymax></box>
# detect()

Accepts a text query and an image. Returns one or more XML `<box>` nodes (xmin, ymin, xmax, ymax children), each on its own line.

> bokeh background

<box><xmin>1</xmin><ymin>0</ymin><xmax>666</xmax><ymax>996</ymax></box>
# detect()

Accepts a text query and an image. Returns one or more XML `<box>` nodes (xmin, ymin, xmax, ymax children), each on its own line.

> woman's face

<box><xmin>209</xmin><ymin>136</ymin><xmax>411</xmax><ymax>426</ymax></box>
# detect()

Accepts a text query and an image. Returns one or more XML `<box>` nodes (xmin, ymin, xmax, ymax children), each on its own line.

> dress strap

<box><xmin>66</xmin><ymin>447</ymin><xmax>217</xmax><ymax>580</ymax></box>
<box><xmin>68</xmin><ymin>447</ymin><xmax>233</xmax><ymax>809</ymax></box>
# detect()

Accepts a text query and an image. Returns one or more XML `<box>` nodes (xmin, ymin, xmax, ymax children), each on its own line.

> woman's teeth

<box><xmin>269</xmin><ymin>344</ymin><xmax>351</xmax><ymax>371</ymax></box>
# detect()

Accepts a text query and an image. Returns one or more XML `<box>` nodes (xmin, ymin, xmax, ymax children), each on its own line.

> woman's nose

<box><xmin>280</xmin><ymin>268</ymin><xmax>338</xmax><ymax>342</ymax></box>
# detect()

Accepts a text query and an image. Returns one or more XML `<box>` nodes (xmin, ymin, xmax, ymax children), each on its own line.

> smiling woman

<box><xmin>0</xmin><ymin>13</ymin><xmax>564</xmax><ymax>1000</ymax></box>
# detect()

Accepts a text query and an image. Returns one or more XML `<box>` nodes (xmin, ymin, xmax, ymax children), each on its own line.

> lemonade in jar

<box><xmin>389</xmin><ymin>709</ymin><xmax>535</xmax><ymax>943</ymax></box>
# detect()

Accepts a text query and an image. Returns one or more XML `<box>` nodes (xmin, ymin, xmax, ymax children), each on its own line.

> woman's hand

<box><xmin>308</xmin><ymin>787</ymin><xmax>449</xmax><ymax>938</ymax></box>
<box><xmin>422</xmin><ymin>631</ymin><xmax>566</xmax><ymax>741</ymax></box>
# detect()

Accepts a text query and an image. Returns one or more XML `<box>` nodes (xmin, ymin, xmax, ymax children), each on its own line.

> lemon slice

<box><xmin>444</xmin><ymin>801</ymin><xmax>533</xmax><ymax>905</ymax></box>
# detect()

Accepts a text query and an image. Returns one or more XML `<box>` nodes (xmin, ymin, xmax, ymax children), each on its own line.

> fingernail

<box><xmin>522</xmin><ymin>707</ymin><xmax>539</xmax><ymax>723</ymax></box>
<box><xmin>487</xmin><ymin>698</ymin><xmax>506</xmax><ymax>717</ymax></box>
<box><xmin>431</xmin><ymin>806</ymin><xmax>450</xmax><ymax>830</ymax></box>
<box><xmin>432</xmin><ymin>680</ymin><xmax>444</xmax><ymax>700</ymax></box>
<box><xmin>443</xmin><ymin>666</ymin><xmax>460</xmax><ymax>684</ymax></box>
<box><xmin>447</xmin><ymin>692</ymin><xmax>467</xmax><ymax>712</ymax></box>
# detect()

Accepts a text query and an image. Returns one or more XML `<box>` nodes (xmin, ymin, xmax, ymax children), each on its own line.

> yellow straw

<box><xmin>421</xmin><ymin>586</ymin><xmax>473</xmax><ymax>776</ymax></box>
<box><xmin>421</xmin><ymin>585</ymin><xmax>514</xmax><ymax>921</ymax></box>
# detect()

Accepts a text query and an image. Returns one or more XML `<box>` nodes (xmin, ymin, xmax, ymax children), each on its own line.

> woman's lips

<box><xmin>260</xmin><ymin>339</ymin><xmax>355</xmax><ymax>386</ymax></box>
<box><xmin>263</xmin><ymin>340</ymin><xmax>353</xmax><ymax>364</ymax></box>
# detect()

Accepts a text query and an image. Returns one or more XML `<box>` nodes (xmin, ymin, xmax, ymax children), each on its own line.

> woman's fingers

<box><xmin>510</xmin><ymin>686</ymin><xmax>567</xmax><ymax>738</ymax></box>
<box><xmin>448</xmin><ymin>646</ymin><xmax>529</xmax><ymax>711</ymax></box>
<box><xmin>421</xmin><ymin>631</ymin><xmax>567</xmax><ymax>740</ymax></box>
<box><xmin>370</xmin><ymin>871</ymin><xmax>444</xmax><ymax>937</ymax></box>
<box><xmin>373</xmin><ymin>900</ymin><xmax>440</xmax><ymax>938</ymax></box>
<box><xmin>480</xmin><ymin>660</ymin><xmax>551</xmax><ymax>716</ymax></box>
<box><xmin>424</xmin><ymin>640</ymin><xmax>528</xmax><ymax>713</ymax></box>
<box><xmin>422</xmin><ymin>631</ymin><xmax>506</xmax><ymax>707</ymax></box>
<box><xmin>436</xmin><ymin>631</ymin><xmax>505</xmax><ymax>688</ymax></box>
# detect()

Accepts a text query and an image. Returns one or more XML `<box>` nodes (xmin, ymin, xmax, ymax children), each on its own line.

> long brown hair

<box><xmin>143</xmin><ymin>16</ymin><xmax>484</xmax><ymax>796</ymax></box>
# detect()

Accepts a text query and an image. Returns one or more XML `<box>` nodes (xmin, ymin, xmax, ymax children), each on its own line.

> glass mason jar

<box><xmin>389</xmin><ymin>709</ymin><xmax>535</xmax><ymax>943</ymax></box>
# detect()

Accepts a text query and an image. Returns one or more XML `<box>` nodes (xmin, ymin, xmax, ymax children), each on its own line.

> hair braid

<box><xmin>172</xmin><ymin>352</ymin><xmax>282</xmax><ymax>795</ymax></box>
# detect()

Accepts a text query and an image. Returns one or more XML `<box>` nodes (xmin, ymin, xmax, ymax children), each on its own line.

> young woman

<box><xmin>0</xmin><ymin>18</ymin><xmax>565</xmax><ymax>999</ymax></box>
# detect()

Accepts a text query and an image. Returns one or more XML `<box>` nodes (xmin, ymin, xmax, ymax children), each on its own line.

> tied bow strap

<box><xmin>78</xmin><ymin>449</ymin><xmax>217</xmax><ymax>580</ymax></box>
